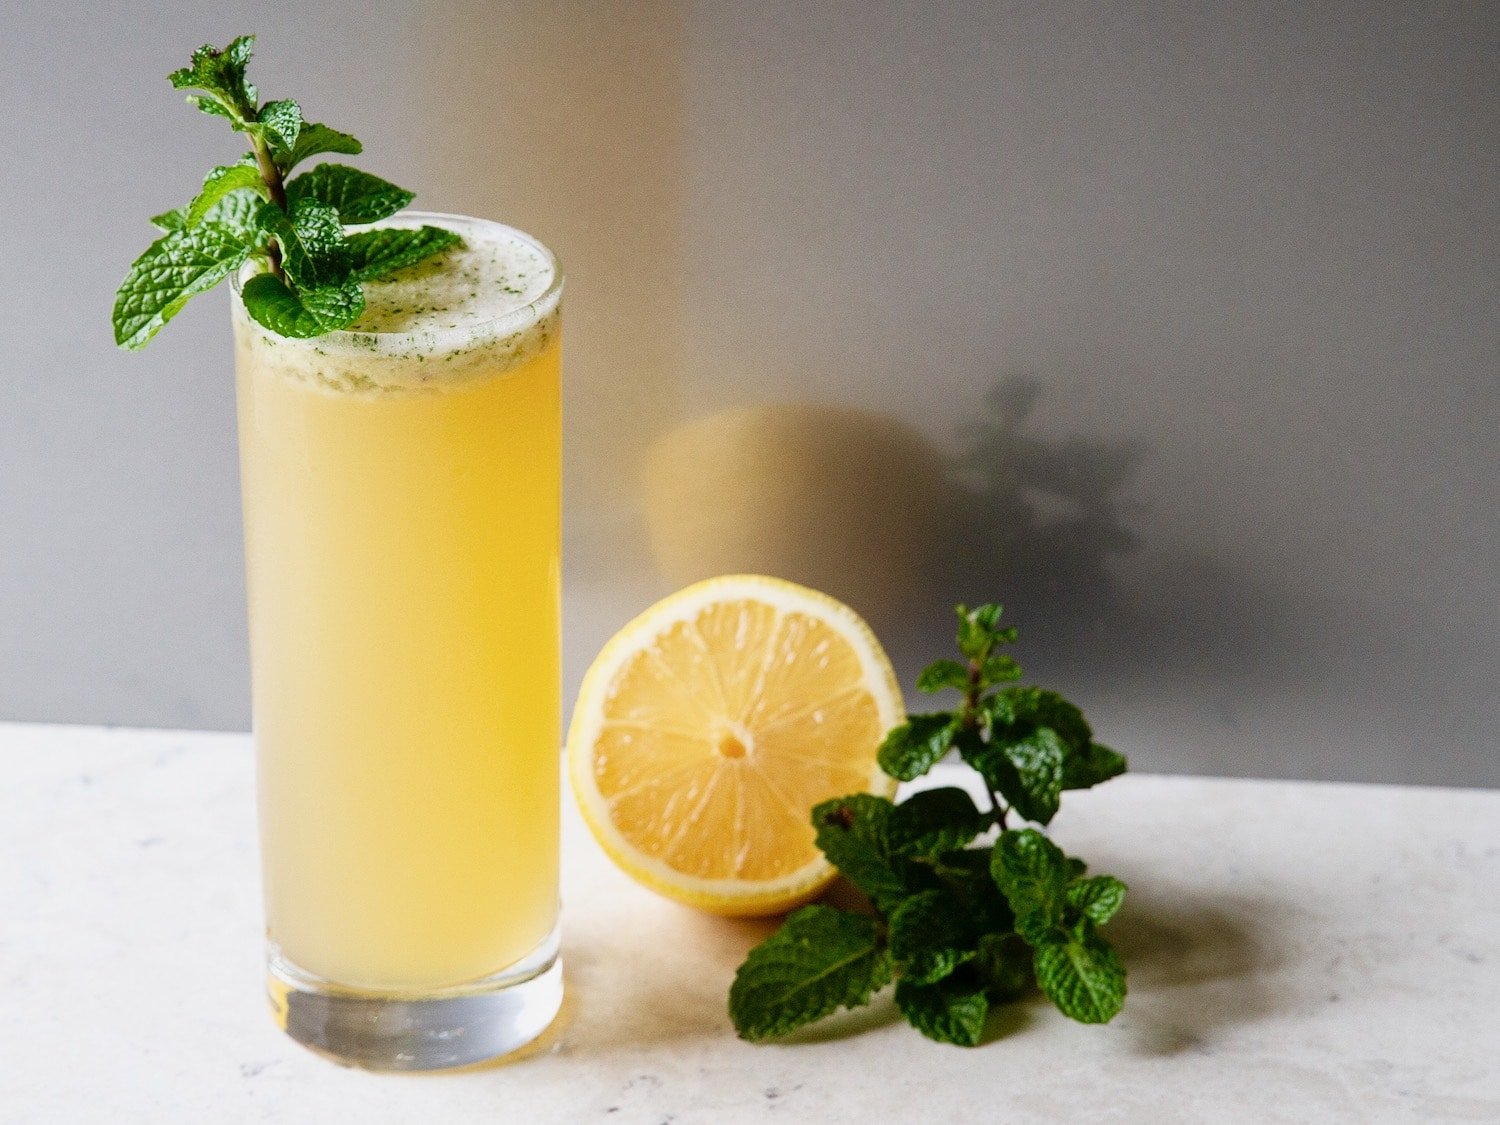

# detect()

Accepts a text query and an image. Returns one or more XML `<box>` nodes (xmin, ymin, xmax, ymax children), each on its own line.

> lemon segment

<box><xmin>567</xmin><ymin>575</ymin><xmax>903</xmax><ymax>915</ymax></box>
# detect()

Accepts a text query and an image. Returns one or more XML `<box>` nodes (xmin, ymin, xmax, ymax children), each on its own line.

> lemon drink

<box><xmin>234</xmin><ymin>214</ymin><xmax>562</xmax><ymax>1064</ymax></box>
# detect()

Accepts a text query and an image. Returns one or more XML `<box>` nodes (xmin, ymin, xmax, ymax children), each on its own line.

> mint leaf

<box><xmin>150</xmin><ymin>207</ymin><xmax>186</xmax><ymax>232</ymax></box>
<box><xmin>285</xmin><ymin>163</ymin><xmax>413</xmax><ymax>224</ymax></box>
<box><xmin>346</xmin><ymin>225</ymin><xmax>461</xmax><ymax>282</ymax></box>
<box><xmin>811</xmin><ymin>794</ymin><xmax>906</xmax><ymax>913</ymax></box>
<box><xmin>887</xmin><ymin>787</ymin><xmax>989</xmax><ymax>857</ymax></box>
<box><xmin>983</xmin><ymin>687</ymin><xmax>1115</xmax><ymax>819</ymax></box>
<box><xmin>1033</xmin><ymin>927</ymin><xmax>1126</xmax><ymax>1023</ymax></box>
<box><xmin>980</xmin><ymin>653</ymin><xmax>1022</xmax><ymax>684</ymax></box>
<box><xmin>185</xmin><ymin>97</ymin><xmax>237</xmax><ymax>124</ymax></box>
<box><xmin>1063</xmin><ymin>742</ymin><xmax>1128</xmax><ymax>790</ymax></box>
<box><xmin>956</xmin><ymin>603</ymin><xmax>1017</xmax><ymax>660</ymax></box>
<box><xmin>888</xmin><ymin>890</ymin><xmax>973</xmax><ymax>985</ymax></box>
<box><xmin>276</xmin><ymin>122</ymin><xmax>362</xmax><ymax>173</ymax></box>
<box><xmin>113</xmin><ymin>223</ymin><xmax>255</xmax><ymax>350</ymax></box>
<box><xmin>954</xmin><ymin>725</ymin><xmax>1025</xmax><ymax>803</ymax></box>
<box><xmin>956</xmin><ymin>605</ymin><xmax>994</xmax><ymax>660</ymax></box>
<box><xmin>297</xmin><ymin>282</ymin><xmax>363</xmax><ymax>327</ymax></box>
<box><xmin>877</xmin><ymin>713</ymin><xmax>957</xmax><ymax>782</ymax></box>
<box><xmin>202</xmin><ymin>191</ymin><xmax>267</xmax><ymax>242</ymax></box>
<box><xmin>916</xmin><ymin>659</ymin><xmax>969</xmax><ymax>694</ymax></box>
<box><xmin>169</xmin><ymin>36</ymin><xmax>258</xmax><ymax>124</ymax></box>
<box><xmin>185</xmin><ymin>162</ymin><xmax>268</xmax><ymax>226</ymax></box>
<box><xmin>256</xmin><ymin>99</ymin><xmax>302</xmax><ymax>153</ymax></box>
<box><xmin>264</xmin><ymin>198</ymin><xmax>351</xmax><ymax>290</ymax></box>
<box><xmin>978</xmin><ymin>690</ymin><xmax>1017</xmax><ymax>729</ymax></box>
<box><xmin>729</xmin><ymin>905</ymin><xmax>893</xmax><ymax>1041</ymax></box>
<box><xmin>1066</xmin><ymin>875</ymin><xmax>1126</xmax><ymax>926</ymax></box>
<box><xmin>995</xmin><ymin>725</ymin><xmax>1067</xmax><ymax>825</ymax></box>
<box><xmin>151</xmin><ymin>173</ymin><xmax>266</xmax><ymax>239</ymax></box>
<box><xmin>974</xmin><ymin>932</ymin><xmax>1032</xmax><ymax>1001</ymax></box>
<box><xmin>240</xmin><ymin>273</ymin><xmax>363</xmax><ymax>338</ymax></box>
<box><xmin>1001</xmin><ymin>687</ymin><xmax>1092</xmax><ymax>750</ymax></box>
<box><xmin>990</xmin><ymin>828</ymin><xmax>1069</xmax><ymax>944</ymax></box>
<box><xmin>894</xmin><ymin>972</ymin><xmax>989</xmax><ymax>1047</ymax></box>
<box><xmin>927</xmin><ymin>847</ymin><xmax>1016</xmax><ymax>935</ymax></box>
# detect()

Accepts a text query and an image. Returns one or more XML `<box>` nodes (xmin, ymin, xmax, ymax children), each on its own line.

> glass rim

<box><xmin>230</xmin><ymin>211</ymin><xmax>563</xmax><ymax>356</ymax></box>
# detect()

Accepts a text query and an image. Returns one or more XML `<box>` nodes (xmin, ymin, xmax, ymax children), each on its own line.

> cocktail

<box><xmin>112</xmin><ymin>38</ymin><xmax>564</xmax><ymax>1070</ymax></box>
<box><xmin>235</xmin><ymin>214</ymin><xmax>563</xmax><ymax>1068</ymax></box>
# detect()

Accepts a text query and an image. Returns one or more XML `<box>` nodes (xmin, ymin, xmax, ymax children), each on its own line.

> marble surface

<box><xmin>4</xmin><ymin>722</ymin><xmax>1498</xmax><ymax>1123</ymax></box>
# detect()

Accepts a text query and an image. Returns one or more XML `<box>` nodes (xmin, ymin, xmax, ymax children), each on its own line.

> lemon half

<box><xmin>567</xmin><ymin>575</ymin><xmax>903</xmax><ymax>915</ymax></box>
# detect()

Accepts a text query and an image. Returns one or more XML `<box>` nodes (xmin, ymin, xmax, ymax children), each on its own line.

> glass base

<box><xmin>266</xmin><ymin>926</ymin><xmax>562</xmax><ymax>1071</ymax></box>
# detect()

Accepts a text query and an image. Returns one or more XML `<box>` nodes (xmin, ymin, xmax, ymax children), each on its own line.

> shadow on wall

<box><xmin>642</xmin><ymin>401</ymin><xmax>948</xmax><ymax>626</ymax></box>
<box><xmin>932</xmin><ymin>374</ymin><xmax>1145</xmax><ymax>670</ymax></box>
<box><xmin>642</xmin><ymin>375</ymin><xmax>1288</xmax><ymax>691</ymax></box>
<box><xmin>930</xmin><ymin>377</ymin><xmax>1288</xmax><ymax>688</ymax></box>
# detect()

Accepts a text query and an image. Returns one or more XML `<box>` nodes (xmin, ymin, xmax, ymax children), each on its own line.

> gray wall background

<box><xmin>1</xmin><ymin>1</ymin><xmax>1495</xmax><ymax>786</ymax></box>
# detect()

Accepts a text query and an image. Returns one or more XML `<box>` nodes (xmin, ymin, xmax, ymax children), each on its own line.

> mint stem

<box><xmin>248</xmin><ymin>134</ymin><xmax>288</xmax><ymax>282</ymax></box>
<box><xmin>964</xmin><ymin>652</ymin><xmax>1009</xmax><ymax>828</ymax></box>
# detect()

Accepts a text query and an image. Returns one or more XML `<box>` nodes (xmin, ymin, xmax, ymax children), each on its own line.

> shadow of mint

<box><xmin>777</xmin><ymin>992</ymin><xmax>906</xmax><ymax>1045</ymax></box>
<box><xmin>1104</xmin><ymin>884</ymin><xmax>1292</xmax><ymax>1057</ymax></box>
<box><xmin>977</xmin><ymin>995</ymin><xmax>1036</xmax><ymax>1045</ymax></box>
<box><xmin>889</xmin><ymin>372</ymin><xmax>1295</xmax><ymax>697</ymax></box>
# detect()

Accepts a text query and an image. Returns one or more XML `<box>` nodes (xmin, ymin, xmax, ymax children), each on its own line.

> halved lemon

<box><xmin>567</xmin><ymin>574</ymin><xmax>903</xmax><ymax>916</ymax></box>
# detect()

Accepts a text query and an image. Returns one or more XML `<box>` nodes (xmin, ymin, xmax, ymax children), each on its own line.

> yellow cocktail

<box><xmin>233</xmin><ymin>213</ymin><xmax>563</xmax><ymax>1067</ymax></box>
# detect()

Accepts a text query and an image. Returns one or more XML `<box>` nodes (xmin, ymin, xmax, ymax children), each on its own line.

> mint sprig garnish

<box><xmin>113</xmin><ymin>35</ymin><xmax>460</xmax><ymax>350</ymax></box>
<box><xmin>729</xmin><ymin>604</ymin><xmax>1130</xmax><ymax>1046</ymax></box>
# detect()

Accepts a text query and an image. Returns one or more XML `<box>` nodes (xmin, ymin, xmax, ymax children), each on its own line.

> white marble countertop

<box><xmin>4</xmin><ymin>722</ymin><xmax>1498</xmax><ymax>1123</ymax></box>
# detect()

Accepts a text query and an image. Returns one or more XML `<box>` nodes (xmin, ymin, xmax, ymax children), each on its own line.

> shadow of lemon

<box><xmin>643</xmin><ymin>403</ymin><xmax>947</xmax><ymax>628</ymax></box>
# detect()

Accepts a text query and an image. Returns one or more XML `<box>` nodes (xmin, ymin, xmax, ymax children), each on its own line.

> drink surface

<box><xmin>348</xmin><ymin>218</ymin><xmax>554</xmax><ymax>334</ymax></box>
<box><xmin>234</xmin><ymin>215</ymin><xmax>562</xmax><ymax>991</ymax></box>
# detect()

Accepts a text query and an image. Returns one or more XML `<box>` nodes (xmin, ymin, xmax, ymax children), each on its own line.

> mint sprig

<box><xmin>113</xmin><ymin>35</ymin><xmax>460</xmax><ymax>350</ymax></box>
<box><xmin>729</xmin><ymin>604</ymin><xmax>1130</xmax><ymax>1046</ymax></box>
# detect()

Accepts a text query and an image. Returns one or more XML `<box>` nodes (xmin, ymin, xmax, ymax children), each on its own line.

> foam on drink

<box><xmin>233</xmin><ymin>213</ymin><xmax>560</xmax><ymax>393</ymax></box>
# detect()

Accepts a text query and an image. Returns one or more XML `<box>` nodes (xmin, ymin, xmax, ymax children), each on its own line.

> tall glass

<box><xmin>232</xmin><ymin>214</ymin><xmax>563</xmax><ymax>1070</ymax></box>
